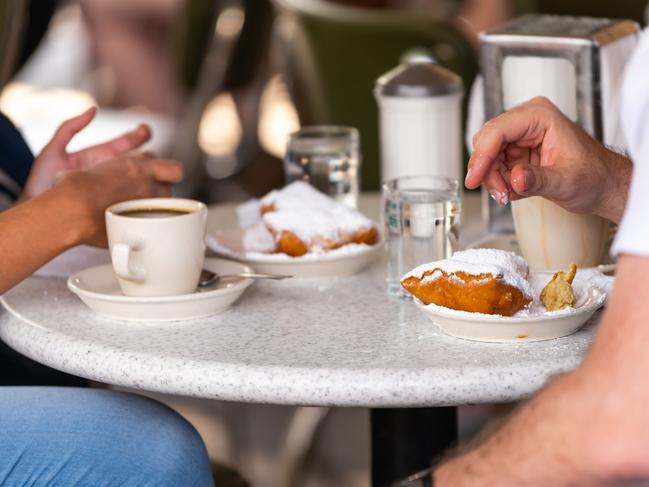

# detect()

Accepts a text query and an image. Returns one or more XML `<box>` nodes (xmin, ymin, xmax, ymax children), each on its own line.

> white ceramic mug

<box><xmin>511</xmin><ymin>197</ymin><xmax>609</xmax><ymax>272</ymax></box>
<box><xmin>106</xmin><ymin>198</ymin><xmax>207</xmax><ymax>297</ymax></box>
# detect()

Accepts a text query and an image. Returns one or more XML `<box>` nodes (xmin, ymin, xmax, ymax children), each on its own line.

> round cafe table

<box><xmin>0</xmin><ymin>194</ymin><xmax>600</xmax><ymax>486</ymax></box>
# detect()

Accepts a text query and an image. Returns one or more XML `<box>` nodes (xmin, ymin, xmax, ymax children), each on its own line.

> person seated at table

<box><xmin>431</xmin><ymin>31</ymin><xmax>649</xmax><ymax>485</ymax></box>
<box><xmin>0</xmin><ymin>108</ymin><xmax>214</xmax><ymax>486</ymax></box>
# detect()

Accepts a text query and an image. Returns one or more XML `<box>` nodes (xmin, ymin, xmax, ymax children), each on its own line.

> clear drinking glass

<box><xmin>383</xmin><ymin>175</ymin><xmax>461</xmax><ymax>298</ymax></box>
<box><xmin>284</xmin><ymin>126</ymin><xmax>361</xmax><ymax>208</ymax></box>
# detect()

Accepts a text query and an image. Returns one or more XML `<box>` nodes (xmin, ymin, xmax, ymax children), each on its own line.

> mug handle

<box><xmin>111</xmin><ymin>242</ymin><xmax>146</xmax><ymax>282</ymax></box>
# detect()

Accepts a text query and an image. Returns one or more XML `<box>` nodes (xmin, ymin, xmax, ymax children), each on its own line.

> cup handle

<box><xmin>111</xmin><ymin>242</ymin><xmax>146</xmax><ymax>282</ymax></box>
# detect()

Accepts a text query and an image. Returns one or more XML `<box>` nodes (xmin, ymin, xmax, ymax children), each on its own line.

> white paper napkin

<box><xmin>35</xmin><ymin>245</ymin><xmax>110</xmax><ymax>279</ymax></box>
<box><xmin>576</xmin><ymin>268</ymin><xmax>615</xmax><ymax>299</ymax></box>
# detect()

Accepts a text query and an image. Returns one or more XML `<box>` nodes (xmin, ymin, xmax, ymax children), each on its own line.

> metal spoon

<box><xmin>199</xmin><ymin>269</ymin><xmax>293</xmax><ymax>287</ymax></box>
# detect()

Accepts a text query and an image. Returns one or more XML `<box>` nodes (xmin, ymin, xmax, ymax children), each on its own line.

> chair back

<box><xmin>275</xmin><ymin>0</ymin><xmax>477</xmax><ymax>190</ymax></box>
<box><xmin>527</xmin><ymin>0</ymin><xmax>647</xmax><ymax>25</ymax></box>
<box><xmin>0</xmin><ymin>0</ymin><xmax>27</xmax><ymax>89</ymax></box>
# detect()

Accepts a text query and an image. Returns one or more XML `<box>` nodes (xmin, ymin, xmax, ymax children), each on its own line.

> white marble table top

<box><xmin>0</xmin><ymin>194</ymin><xmax>599</xmax><ymax>407</ymax></box>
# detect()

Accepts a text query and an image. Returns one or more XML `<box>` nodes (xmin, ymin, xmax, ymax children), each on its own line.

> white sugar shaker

<box><xmin>374</xmin><ymin>59</ymin><xmax>464</xmax><ymax>185</ymax></box>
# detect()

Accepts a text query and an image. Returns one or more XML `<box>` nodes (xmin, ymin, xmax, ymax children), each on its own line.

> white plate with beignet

<box><xmin>207</xmin><ymin>182</ymin><xmax>383</xmax><ymax>278</ymax></box>
<box><xmin>402</xmin><ymin>249</ymin><xmax>607</xmax><ymax>342</ymax></box>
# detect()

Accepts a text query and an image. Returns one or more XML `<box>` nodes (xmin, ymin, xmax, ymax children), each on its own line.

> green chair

<box><xmin>274</xmin><ymin>0</ymin><xmax>478</xmax><ymax>190</ymax></box>
<box><xmin>527</xmin><ymin>0</ymin><xmax>647</xmax><ymax>25</ymax></box>
<box><xmin>0</xmin><ymin>0</ymin><xmax>27</xmax><ymax>89</ymax></box>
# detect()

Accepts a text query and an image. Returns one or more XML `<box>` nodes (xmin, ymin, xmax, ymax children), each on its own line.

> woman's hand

<box><xmin>0</xmin><ymin>153</ymin><xmax>182</xmax><ymax>294</ymax></box>
<box><xmin>22</xmin><ymin>107</ymin><xmax>152</xmax><ymax>199</ymax></box>
<box><xmin>465</xmin><ymin>97</ymin><xmax>631</xmax><ymax>223</ymax></box>
<box><xmin>53</xmin><ymin>153</ymin><xmax>183</xmax><ymax>247</ymax></box>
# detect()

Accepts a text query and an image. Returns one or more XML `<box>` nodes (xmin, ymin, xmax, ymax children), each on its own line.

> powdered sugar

<box><xmin>263</xmin><ymin>207</ymin><xmax>373</xmax><ymax>248</ymax></box>
<box><xmin>403</xmin><ymin>249</ymin><xmax>534</xmax><ymax>299</ymax></box>
<box><xmin>260</xmin><ymin>181</ymin><xmax>337</xmax><ymax>212</ymax></box>
<box><xmin>241</xmin><ymin>222</ymin><xmax>276</xmax><ymax>253</ymax></box>
<box><xmin>453</xmin><ymin>249</ymin><xmax>529</xmax><ymax>277</ymax></box>
<box><xmin>254</xmin><ymin>182</ymin><xmax>376</xmax><ymax>253</ymax></box>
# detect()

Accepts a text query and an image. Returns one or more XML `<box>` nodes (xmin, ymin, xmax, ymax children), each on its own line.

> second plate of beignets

<box><xmin>263</xmin><ymin>207</ymin><xmax>377</xmax><ymax>257</ymax></box>
<box><xmin>401</xmin><ymin>249</ymin><xmax>533</xmax><ymax>316</ymax></box>
<box><xmin>260</xmin><ymin>182</ymin><xmax>378</xmax><ymax>257</ymax></box>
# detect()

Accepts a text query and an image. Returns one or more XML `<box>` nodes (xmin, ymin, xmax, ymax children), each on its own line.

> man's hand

<box><xmin>22</xmin><ymin>107</ymin><xmax>152</xmax><ymax>199</ymax></box>
<box><xmin>55</xmin><ymin>153</ymin><xmax>183</xmax><ymax>247</ymax></box>
<box><xmin>465</xmin><ymin>97</ymin><xmax>631</xmax><ymax>223</ymax></box>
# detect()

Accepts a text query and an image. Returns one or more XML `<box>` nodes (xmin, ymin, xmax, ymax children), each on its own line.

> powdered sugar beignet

<box><xmin>401</xmin><ymin>249</ymin><xmax>533</xmax><ymax>316</ymax></box>
<box><xmin>260</xmin><ymin>182</ymin><xmax>377</xmax><ymax>257</ymax></box>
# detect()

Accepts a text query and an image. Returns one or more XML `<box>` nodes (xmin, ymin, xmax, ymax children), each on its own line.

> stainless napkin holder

<box><xmin>480</xmin><ymin>15</ymin><xmax>639</xmax><ymax>234</ymax></box>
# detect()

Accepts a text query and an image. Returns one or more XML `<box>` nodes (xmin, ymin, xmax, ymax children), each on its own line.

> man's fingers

<box><xmin>510</xmin><ymin>163</ymin><xmax>564</xmax><ymax>199</ymax></box>
<box><xmin>48</xmin><ymin>107</ymin><xmax>97</xmax><ymax>150</ymax></box>
<box><xmin>96</xmin><ymin>124</ymin><xmax>151</xmax><ymax>155</ymax></box>
<box><xmin>465</xmin><ymin>102</ymin><xmax>551</xmax><ymax>189</ymax></box>
<box><xmin>484</xmin><ymin>164</ymin><xmax>511</xmax><ymax>205</ymax></box>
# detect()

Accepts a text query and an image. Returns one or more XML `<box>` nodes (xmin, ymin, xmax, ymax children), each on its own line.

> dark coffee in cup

<box><xmin>117</xmin><ymin>208</ymin><xmax>194</xmax><ymax>219</ymax></box>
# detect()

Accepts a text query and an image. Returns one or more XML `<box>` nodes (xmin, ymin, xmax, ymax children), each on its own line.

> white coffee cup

<box><xmin>511</xmin><ymin>197</ymin><xmax>609</xmax><ymax>272</ymax></box>
<box><xmin>105</xmin><ymin>198</ymin><xmax>207</xmax><ymax>297</ymax></box>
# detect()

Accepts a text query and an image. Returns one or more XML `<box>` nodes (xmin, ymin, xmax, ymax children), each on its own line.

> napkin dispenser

<box><xmin>480</xmin><ymin>15</ymin><xmax>640</xmax><ymax>233</ymax></box>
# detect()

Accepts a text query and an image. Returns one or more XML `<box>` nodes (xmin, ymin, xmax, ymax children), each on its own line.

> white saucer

<box><xmin>414</xmin><ymin>273</ymin><xmax>607</xmax><ymax>342</ymax></box>
<box><xmin>67</xmin><ymin>258</ymin><xmax>254</xmax><ymax>322</ymax></box>
<box><xmin>207</xmin><ymin>228</ymin><xmax>383</xmax><ymax>278</ymax></box>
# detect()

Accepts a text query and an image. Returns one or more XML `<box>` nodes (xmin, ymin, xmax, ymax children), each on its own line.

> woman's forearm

<box><xmin>0</xmin><ymin>186</ymin><xmax>83</xmax><ymax>294</ymax></box>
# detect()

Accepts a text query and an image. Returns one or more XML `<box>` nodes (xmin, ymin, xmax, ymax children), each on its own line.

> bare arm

<box><xmin>0</xmin><ymin>185</ymin><xmax>83</xmax><ymax>293</ymax></box>
<box><xmin>0</xmin><ymin>155</ymin><xmax>182</xmax><ymax>295</ymax></box>
<box><xmin>435</xmin><ymin>254</ymin><xmax>649</xmax><ymax>485</ymax></box>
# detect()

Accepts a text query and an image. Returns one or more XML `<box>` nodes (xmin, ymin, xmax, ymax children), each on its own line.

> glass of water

<box><xmin>284</xmin><ymin>126</ymin><xmax>361</xmax><ymax>208</ymax></box>
<box><xmin>383</xmin><ymin>175</ymin><xmax>461</xmax><ymax>298</ymax></box>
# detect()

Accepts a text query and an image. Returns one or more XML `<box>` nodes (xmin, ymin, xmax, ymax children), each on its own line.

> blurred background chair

<box><xmin>521</xmin><ymin>0</ymin><xmax>647</xmax><ymax>25</ymax></box>
<box><xmin>173</xmin><ymin>0</ymin><xmax>284</xmax><ymax>201</ymax></box>
<box><xmin>274</xmin><ymin>0</ymin><xmax>478</xmax><ymax>190</ymax></box>
<box><xmin>0</xmin><ymin>1</ymin><xmax>27</xmax><ymax>87</ymax></box>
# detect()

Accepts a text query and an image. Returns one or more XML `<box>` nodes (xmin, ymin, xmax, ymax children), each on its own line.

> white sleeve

<box><xmin>611</xmin><ymin>29</ymin><xmax>649</xmax><ymax>257</ymax></box>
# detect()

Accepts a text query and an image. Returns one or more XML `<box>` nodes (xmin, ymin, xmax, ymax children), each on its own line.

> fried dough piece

<box><xmin>540</xmin><ymin>263</ymin><xmax>577</xmax><ymax>311</ymax></box>
<box><xmin>274</xmin><ymin>226</ymin><xmax>378</xmax><ymax>257</ymax></box>
<box><xmin>348</xmin><ymin>226</ymin><xmax>378</xmax><ymax>247</ymax></box>
<box><xmin>275</xmin><ymin>230</ymin><xmax>311</xmax><ymax>257</ymax></box>
<box><xmin>401</xmin><ymin>270</ymin><xmax>532</xmax><ymax>316</ymax></box>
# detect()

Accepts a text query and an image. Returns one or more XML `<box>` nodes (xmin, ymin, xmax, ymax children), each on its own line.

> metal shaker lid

<box><xmin>375</xmin><ymin>60</ymin><xmax>463</xmax><ymax>98</ymax></box>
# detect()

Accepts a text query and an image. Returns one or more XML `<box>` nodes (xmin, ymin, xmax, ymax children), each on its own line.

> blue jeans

<box><xmin>0</xmin><ymin>387</ymin><xmax>214</xmax><ymax>486</ymax></box>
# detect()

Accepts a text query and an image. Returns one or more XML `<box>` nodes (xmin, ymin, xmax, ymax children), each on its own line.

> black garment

<box><xmin>0</xmin><ymin>112</ymin><xmax>87</xmax><ymax>387</ymax></box>
<box><xmin>0</xmin><ymin>113</ymin><xmax>33</xmax><ymax>202</ymax></box>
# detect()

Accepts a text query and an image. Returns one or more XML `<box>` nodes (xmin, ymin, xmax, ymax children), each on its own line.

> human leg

<box><xmin>0</xmin><ymin>387</ymin><xmax>213</xmax><ymax>486</ymax></box>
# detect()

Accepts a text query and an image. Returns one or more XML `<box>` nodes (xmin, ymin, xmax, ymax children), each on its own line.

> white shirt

<box><xmin>612</xmin><ymin>29</ymin><xmax>649</xmax><ymax>257</ymax></box>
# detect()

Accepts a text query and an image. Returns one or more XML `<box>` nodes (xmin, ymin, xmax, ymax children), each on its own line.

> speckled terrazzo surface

<box><xmin>0</xmin><ymin>261</ymin><xmax>599</xmax><ymax>407</ymax></box>
<box><xmin>0</xmin><ymin>195</ymin><xmax>600</xmax><ymax>407</ymax></box>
